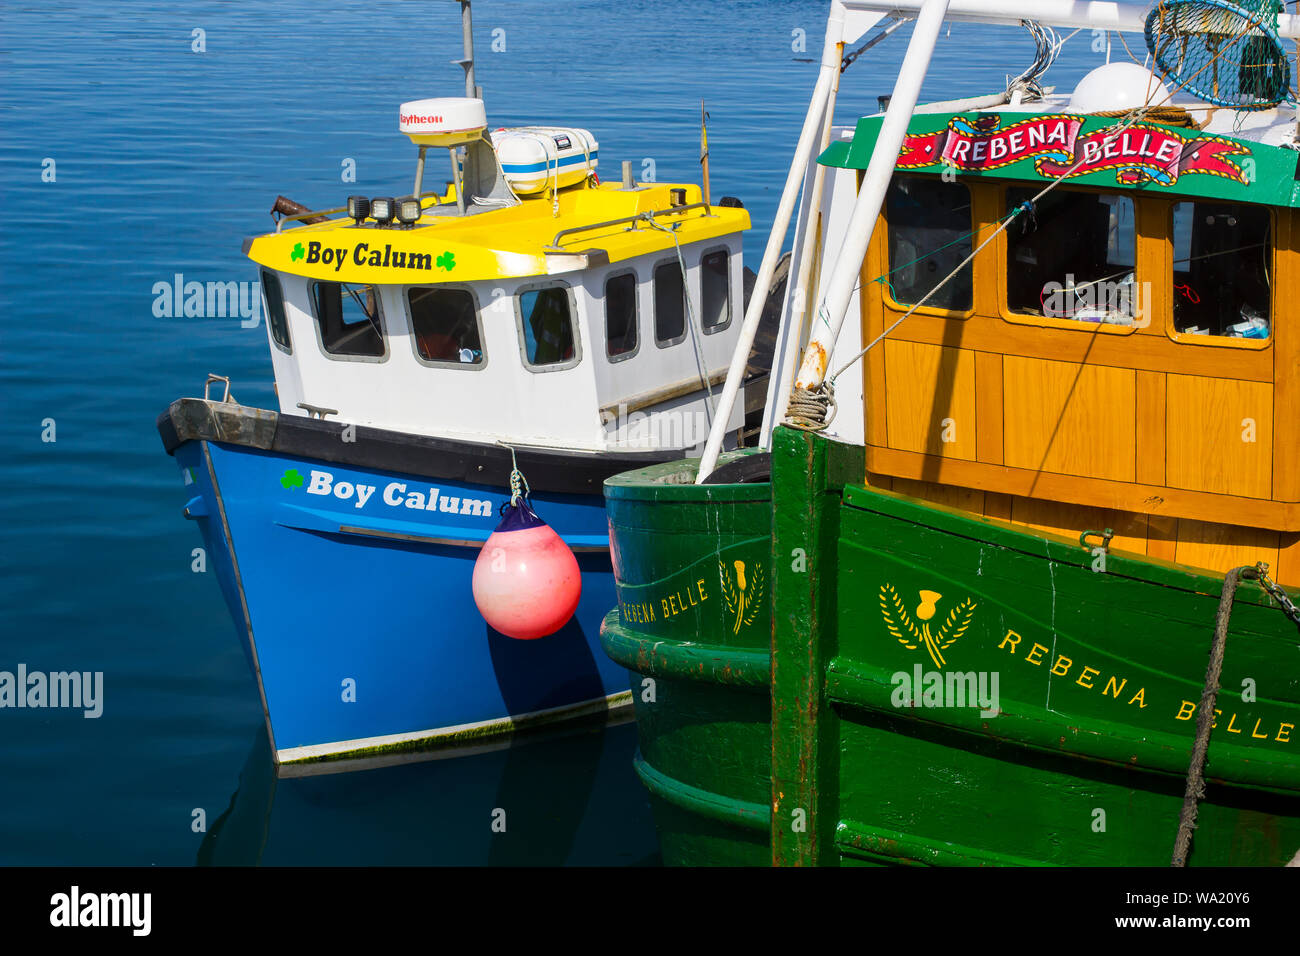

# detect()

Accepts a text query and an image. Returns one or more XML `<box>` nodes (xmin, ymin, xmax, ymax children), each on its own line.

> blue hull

<box><xmin>173</xmin><ymin>435</ymin><xmax>632</xmax><ymax>768</ymax></box>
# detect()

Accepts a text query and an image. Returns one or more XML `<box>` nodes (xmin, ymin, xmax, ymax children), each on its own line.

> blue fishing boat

<box><xmin>157</xmin><ymin>4</ymin><xmax>768</xmax><ymax>772</ymax></box>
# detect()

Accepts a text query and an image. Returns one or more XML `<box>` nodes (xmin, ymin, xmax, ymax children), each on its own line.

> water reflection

<box><xmin>198</xmin><ymin>719</ymin><xmax>659</xmax><ymax>866</ymax></box>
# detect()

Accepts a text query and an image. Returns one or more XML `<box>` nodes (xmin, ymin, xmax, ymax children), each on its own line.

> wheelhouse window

<box><xmin>701</xmin><ymin>250</ymin><xmax>730</xmax><ymax>332</ymax></box>
<box><xmin>885</xmin><ymin>176</ymin><xmax>974</xmax><ymax>311</ymax></box>
<box><xmin>1172</xmin><ymin>201</ymin><xmax>1271</xmax><ymax>339</ymax></box>
<box><xmin>1006</xmin><ymin>187</ymin><xmax>1137</xmax><ymax>326</ymax></box>
<box><xmin>311</xmin><ymin>281</ymin><xmax>386</xmax><ymax>358</ymax></box>
<box><xmin>408</xmin><ymin>287</ymin><xmax>484</xmax><ymax>366</ymax></box>
<box><xmin>517</xmin><ymin>285</ymin><xmax>578</xmax><ymax>368</ymax></box>
<box><xmin>261</xmin><ymin>269</ymin><xmax>292</xmax><ymax>353</ymax></box>
<box><xmin>605</xmin><ymin>272</ymin><xmax>638</xmax><ymax>359</ymax></box>
<box><xmin>654</xmin><ymin>260</ymin><xmax>686</xmax><ymax>345</ymax></box>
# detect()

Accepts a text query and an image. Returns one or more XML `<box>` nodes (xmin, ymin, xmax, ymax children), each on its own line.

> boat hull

<box><xmin>160</xmin><ymin>398</ymin><xmax>684</xmax><ymax>771</ymax></box>
<box><xmin>601</xmin><ymin>454</ymin><xmax>774</xmax><ymax>865</ymax></box>
<box><xmin>601</xmin><ymin>429</ymin><xmax>1300</xmax><ymax>865</ymax></box>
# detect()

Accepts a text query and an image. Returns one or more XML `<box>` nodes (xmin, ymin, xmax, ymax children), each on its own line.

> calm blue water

<box><xmin>0</xmin><ymin>0</ymin><xmax>1114</xmax><ymax>865</ymax></box>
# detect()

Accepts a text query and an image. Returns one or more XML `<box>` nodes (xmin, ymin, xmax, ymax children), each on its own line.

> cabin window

<box><xmin>310</xmin><ymin>281</ymin><xmax>386</xmax><ymax>359</ymax></box>
<box><xmin>701</xmin><ymin>250</ymin><xmax>731</xmax><ymax>332</ymax></box>
<box><xmin>654</xmin><ymin>260</ymin><xmax>687</xmax><ymax>346</ymax></box>
<box><xmin>885</xmin><ymin>176</ymin><xmax>974</xmax><ymax>312</ymax></box>
<box><xmin>605</xmin><ymin>272</ymin><xmax>639</xmax><ymax>360</ymax></box>
<box><xmin>1006</xmin><ymin>187</ymin><xmax>1137</xmax><ymax>326</ymax></box>
<box><xmin>516</xmin><ymin>284</ymin><xmax>579</xmax><ymax>369</ymax></box>
<box><xmin>1172</xmin><ymin>201</ymin><xmax>1271</xmax><ymax>339</ymax></box>
<box><xmin>261</xmin><ymin>269</ymin><xmax>292</xmax><ymax>353</ymax></box>
<box><xmin>408</xmin><ymin>286</ymin><xmax>485</xmax><ymax>367</ymax></box>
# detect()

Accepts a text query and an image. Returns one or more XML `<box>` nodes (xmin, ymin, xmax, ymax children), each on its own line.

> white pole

<box><xmin>793</xmin><ymin>0</ymin><xmax>951</xmax><ymax>393</ymax></box>
<box><xmin>695</xmin><ymin>4</ymin><xmax>860</xmax><ymax>483</ymax></box>
<box><xmin>762</xmin><ymin>81</ymin><xmax>840</xmax><ymax>444</ymax></box>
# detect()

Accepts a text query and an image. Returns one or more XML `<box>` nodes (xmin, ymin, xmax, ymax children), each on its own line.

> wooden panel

<box><xmin>883</xmin><ymin>340</ymin><xmax>977</xmax><ymax>460</ymax></box>
<box><xmin>1009</xmin><ymin>496</ymin><xmax>1148</xmax><ymax>556</ymax></box>
<box><xmin>864</xmin><ymin>444</ymin><xmax>1298</xmax><ymax>532</ymax></box>
<box><xmin>1175</xmin><ymin>519</ymin><xmax>1280</xmax><ymax>580</ymax></box>
<box><xmin>862</xmin><ymin>217</ymin><xmax>889</xmax><ymax>449</ymax></box>
<box><xmin>1135</xmin><ymin>196</ymin><xmax>1172</xmax><ymax>339</ymax></box>
<box><xmin>889</xmin><ymin>476</ymin><xmax>985</xmax><ymax>516</ymax></box>
<box><xmin>1135</xmin><ymin>370</ymin><xmax>1166</xmax><ymax>487</ymax></box>
<box><xmin>1147</xmin><ymin>515</ymin><xmax>1179</xmax><ymax>564</ymax></box>
<box><xmin>1273</xmin><ymin>211</ymin><xmax>1300</xmax><ymax>502</ymax></box>
<box><xmin>984</xmin><ymin>491</ymin><xmax>1013</xmax><ymax>521</ymax></box>
<box><xmin>975</xmin><ymin>351</ymin><xmax>1004</xmax><ymax>465</ymax></box>
<box><xmin>1166</xmin><ymin>374</ymin><xmax>1273</xmax><ymax>499</ymax></box>
<box><xmin>1276</xmin><ymin>533</ymin><xmax>1300</xmax><ymax>589</ymax></box>
<box><xmin>1003</xmin><ymin>356</ymin><xmax>1136</xmax><ymax>482</ymax></box>
<box><xmin>878</xmin><ymin>311</ymin><xmax>1274</xmax><ymax>382</ymax></box>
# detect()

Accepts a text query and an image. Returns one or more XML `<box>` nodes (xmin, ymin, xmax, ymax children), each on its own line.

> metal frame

<box><xmin>513</xmin><ymin>279</ymin><xmax>584</xmax><ymax>373</ymax></box>
<box><xmin>404</xmin><ymin>282</ymin><xmax>490</xmax><ymax>371</ymax></box>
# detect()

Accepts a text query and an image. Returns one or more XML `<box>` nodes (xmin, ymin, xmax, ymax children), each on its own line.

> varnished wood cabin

<box><xmin>832</xmin><ymin>108</ymin><xmax>1300</xmax><ymax>586</ymax></box>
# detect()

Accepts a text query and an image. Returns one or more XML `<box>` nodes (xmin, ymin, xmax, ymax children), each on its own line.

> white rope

<box><xmin>497</xmin><ymin>442</ymin><xmax>530</xmax><ymax>506</ymax></box>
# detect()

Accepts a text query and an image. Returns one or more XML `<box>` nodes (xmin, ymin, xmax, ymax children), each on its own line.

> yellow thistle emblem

<box><xmin>879</xmin><ymin>584</ymin><xmax>977</xmax><ymax>669</ymax></box>
<box><xmin>720</xmin><ymin>559</ymin><xmax>765</xmax><ymax>634</ymax></box>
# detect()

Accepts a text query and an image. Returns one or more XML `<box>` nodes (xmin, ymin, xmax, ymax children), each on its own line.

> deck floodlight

<box><xmin>347</xmin><ymin>195</ymin><xmax>371</xmax><ymax>224</ymax></box>
<box><xmin>370</xmin><ymin>197</ymin><xmax>395</xmax><ymax>224</ymax></box>
<box><xmin>396</xmin><ymin>197</ymin><xmax>422</xmax><ymax>225</ymax></box>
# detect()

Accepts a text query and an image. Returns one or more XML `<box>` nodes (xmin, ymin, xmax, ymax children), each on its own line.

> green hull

<box><xmin>600</xmin><ymin>431</ymin><xmax>1300</xmax><ymax>866</ymax></box>
<box><xmin>602</xmin><ymin>454</ymin><xmax>773</xmax><ymax>866</ymax></box>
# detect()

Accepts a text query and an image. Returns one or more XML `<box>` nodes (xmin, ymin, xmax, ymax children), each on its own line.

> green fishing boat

<box><xmin>600</xmin><ymin>0</ymin><xmax>1300</xmax><ymax>866</ymax></box>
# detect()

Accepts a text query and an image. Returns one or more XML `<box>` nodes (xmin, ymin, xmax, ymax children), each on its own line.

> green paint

<box><xmin>280</xmin><ymin>468</ymin><xmax>304</xmax><ymax>490</ymax></box>
<box><xmin>290</xmin><ymin>242</ymin><xmax>305</xmax><ymax>262</ymax></box>
<box><xmin>601</xmin><ymin>430</ymin><xmax>1300</xmax><ymax>865</ymax></box>
<box><xmin>437</xmin><ymin>250</ymin><xmax>455</xmax><ymax>271</ymax></box>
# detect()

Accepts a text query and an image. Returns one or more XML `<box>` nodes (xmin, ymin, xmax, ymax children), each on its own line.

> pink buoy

<box><xmin>472</xmin><ymin>498</ymin><xmax>581</xmax><ymax>640</ymax></box>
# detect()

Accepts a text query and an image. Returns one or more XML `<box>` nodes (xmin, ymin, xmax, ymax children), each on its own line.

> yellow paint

<box><xmin>246</xmin><ymin>181</ymin><xmax>749</xmax><ymax>284</ymax></box>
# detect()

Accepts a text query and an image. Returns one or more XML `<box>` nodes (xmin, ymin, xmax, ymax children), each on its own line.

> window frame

<box><xmin>881</xmin><ymin>173</ymin><xmax>978</xmax><ymax>320</ymax></box>
<box><xmin>602</xmin><ymin>269</ymin><xmax>641</xmax><ymax>363</ymax></box>
<box><xmin>997</xmin><ymin>182</ymin><xmax>1142</xmax><ymax>337</ymax></box>
<box><xmin>260</xmin><ymin>269</ymin><xmax>293</xmax><ymax>355</ymax></box>
<box><xmin>307</xmin><ymin>279</ymin><xmax>390</xmax><ymax>363</ymax></box>
<box><xmin>698</xmin><ymin>246</ymin><xmax>734</xmax><ymax>335</ymax></box>
<box><xmin>1163</xmin><ymin>198</ymin><xmax>1274</xmax><ymax>352</ymax></box>
<box><xmin>652</xmin><ymin>257</ymin><xmax>688</xmax><ymax>348</ymax></box>
<box><xmin>404</xmin><ymin>283</ymin><xmax>489</xmax><ymax>371</ymax></box>
<box><xmin>513</xmin><ymin>280</ymin><xmax>583</xmax><ymax>373</ymax></box>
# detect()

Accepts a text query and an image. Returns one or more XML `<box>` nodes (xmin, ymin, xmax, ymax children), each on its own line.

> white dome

<box><xmin>1068</xmin><ymin>62</ymin><xmax>1172</xmax><ymax>114</ymax></box>
<box><xmin>399</xmin><ymin>97</ymin><xmax>487</xmax><ymax>146</ymax></box>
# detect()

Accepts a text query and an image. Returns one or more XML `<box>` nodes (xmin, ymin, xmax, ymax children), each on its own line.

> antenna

<box><xmin>452</xmin><ymin>0</ymin><xmax>481</xmax><ymax>100</ymax></box>
<box><xmin>700</xmin><ymin>100</ymin><xmax>711</xmax><ymax>207</ymax></box>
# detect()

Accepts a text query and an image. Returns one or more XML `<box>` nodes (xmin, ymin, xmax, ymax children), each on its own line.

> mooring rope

<box><xmin>1172</xmin><ymin>561</ymin><xmax>1300</xmax><ymax>865</ymax></box>
<box><xmin>1172</xmin><ymin>564</ymin><xmax>1258</xmax><ymax>866</ymax></box>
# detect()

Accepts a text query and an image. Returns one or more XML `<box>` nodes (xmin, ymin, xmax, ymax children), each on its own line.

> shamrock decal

<box><xmin>290</xmin><ymin>242</ymin><xmax>305</xmax><ymax>262</ymax></box>
<box><xmin>281</xmin><ymin>468</ymin><xmax>304</xmax><ymax>490</ymax></box>
<box><xmin>436</xmin><ymin>250</ymin><xmax>455</xmax><ymax>271</ymax></box>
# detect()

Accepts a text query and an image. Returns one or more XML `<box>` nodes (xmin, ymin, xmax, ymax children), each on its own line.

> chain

<box><xmin>1254</xmin><ymin>562</ymin><xmax>1300</xmax><ymax>628</ymax></box>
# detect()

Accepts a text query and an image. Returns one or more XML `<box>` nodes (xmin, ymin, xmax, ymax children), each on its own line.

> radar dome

<box><xmin>1068</xmin><ymin>62</ymin><xmax>1172</xmax><ymax>114</ymax></box>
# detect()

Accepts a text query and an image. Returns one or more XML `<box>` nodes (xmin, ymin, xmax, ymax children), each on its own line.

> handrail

<box><xmin>543</xmin><ymin>202</ymin><xmax>712</xmax><ymax>251</ymax></box>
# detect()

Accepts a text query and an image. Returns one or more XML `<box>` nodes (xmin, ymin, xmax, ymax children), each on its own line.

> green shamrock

<box><xmin>290</xmin><ymin>242</ymin><xmax>305</xmax><ymax>262</ymax></box>
<box><xmin>281</xmin><ymin>468</ymin><xmax>304</xmax><ymax>490</ymax></box>
<box><xmin>436</xmin><ymin>250</ymin><xmax>455</xmax><ymax>271</ymax></box>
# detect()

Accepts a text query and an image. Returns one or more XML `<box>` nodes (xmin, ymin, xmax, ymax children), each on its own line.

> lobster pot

<box><xmin>492</xmin><ymin>126</ymin><xmax>598</xmax><ymax>195</ymax></box>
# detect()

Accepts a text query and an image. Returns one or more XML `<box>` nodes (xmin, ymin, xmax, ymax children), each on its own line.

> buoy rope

<box><xmin>497</xmin><ymin>442</ymin><xmax>531</xmax><ymax>506</ymax></box>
